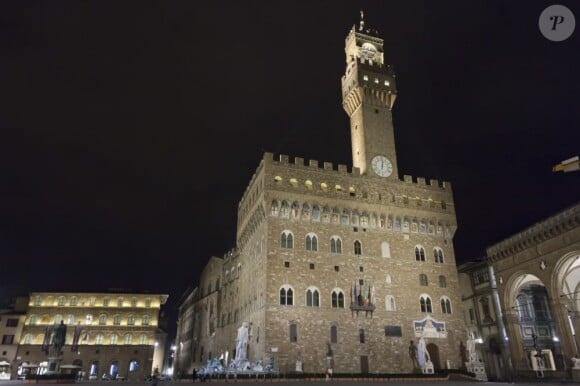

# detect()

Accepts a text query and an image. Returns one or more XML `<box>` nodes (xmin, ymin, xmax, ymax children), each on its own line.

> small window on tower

<box><xmin>309</xmin><ymin>263</ymin><xmax>315</xmax><ymax>270</ymax></box>
<box><xmin>384</xmin><ymin>80</ymin><xmax>390</xmax><ymax>86</ymax></box>
<box><xmin>374</xmin><ymin>78</ymin><xmax>379</xmax><ymax>84</ymax></box>
<box><xmin>363</xmin><ymin>75</ymin><xmax>369</xmax><ymax>81</ymax></box>
<box><xmin>284</xmin><ymin>261</ymin><xmax>290</xmax><ymax>268</ymax></box>
<box><xmin>334</xmin><ymin>266</ymin><xmax>339</xmax><ymax>272</ymax></box>
<box><xmin>374</xmin><ymin>109</ymin><xmax>379</xmax><ymax>114</ymax></box>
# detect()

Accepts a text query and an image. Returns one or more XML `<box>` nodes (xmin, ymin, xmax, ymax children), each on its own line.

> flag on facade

<box><xmin>371</xmin><ymin>285</ymin><xmax>376</xmax><ymax>305</ymax></box>
<box><xmin>71</xmin><ymin>323</ymin><xmax>83</xmax><ymax>352</ymax></box>
<box><xmin>353</xmin><ymin>284</ymin><xmax>357</xmax><ymax>303</ymax></box>
<box><xmin>41</xmin><ymin>325</ymin><xmax>54</xmax><ymax>354</ymax></box>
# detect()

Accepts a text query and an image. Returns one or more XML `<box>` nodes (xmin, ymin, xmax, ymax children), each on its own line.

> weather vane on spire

<box><xmin>359</xmin><ymin>10</ymin><xmax>365</xmax><ymax>31</ymax></box>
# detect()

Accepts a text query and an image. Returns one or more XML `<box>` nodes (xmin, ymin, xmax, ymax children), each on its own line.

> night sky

<box><xmin>1</xmin><ymin>1</ymin><xmax>579</xmax><ymax>324</ymax></box>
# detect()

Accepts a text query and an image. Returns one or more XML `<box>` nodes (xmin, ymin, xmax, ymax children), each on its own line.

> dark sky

<box><xmin>1</xmin><ymin>1</ymin><xmax>579</xmax><ymax>321</ymax></box>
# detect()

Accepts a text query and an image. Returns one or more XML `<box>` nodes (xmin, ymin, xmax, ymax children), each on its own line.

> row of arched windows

<box><xmin>419</xmin><ymin>274</ymin><xmax>448</xmax><ymax>288</ymax></box>
<box><xmin>28</xmin><ymin>313</ymin><xmax>151</xmax><ymax>326</ymax></box>
<box><xmin>280</xmin><ymin>231</ymin><xmax>444</xmax><ymax>262</ymax></box>
<box><xmin>415</xmin><ymin>246</ymin><xmax>445</xmax><ymax>263</ymax></box>
<box><xmin>33</xmin><ymin>295</ymin><xmax>152</xmax><ymax>308</ymax></box>
<box><xmin>270</xmin><ymin>200</ymin><xmax>451</xmax><ymax>236</ymax></box>
<box><xmin>279</xmin><ymin>285</ymin><xmax>452</xmax><ymax>314</ymax></box>
<box><xmin>23</xmin><ymin>333</ymin><xmax>151</xmax><ymax>345</ymax></box>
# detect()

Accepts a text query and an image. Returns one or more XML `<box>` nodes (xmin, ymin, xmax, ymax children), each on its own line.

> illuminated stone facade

<box><xmin>177</xmin><ymin>17</ymin><xmax>466</xmax><ymax>375</ymax></box>
<box><xmin>15</xmin><ymin>292</ymin><xmax>167</xmax><ymax>381</ymax></box>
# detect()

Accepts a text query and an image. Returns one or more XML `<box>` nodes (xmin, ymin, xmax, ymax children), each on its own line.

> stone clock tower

<box><xmin>341</xmin><ymin>12</ymin><xmax>398</xmax><ymax>178</ymax></box>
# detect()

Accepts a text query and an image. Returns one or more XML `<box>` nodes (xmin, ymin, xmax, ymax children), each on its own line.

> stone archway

<box><xmin>504</xmin><ymin>273</ymin><xmax>561</xmax><ymax>371</ymax></box>
<box><xmin>552</xmin><ymin>252</ymin><xmax>580</xmax><ymax>359</ymax></box>
<box><xmin>426</xmin><ymin>343</ymin><xmax>440</xmax><ymax>370</ymax></box>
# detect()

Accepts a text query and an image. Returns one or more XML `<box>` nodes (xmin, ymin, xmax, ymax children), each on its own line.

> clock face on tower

<box><xmin>371</xmin><ymin>155</ymin><xmax>393</xmax><ymax>177</ymax></box>
<box><xmin>360</xmin><ymin>42</ymin><xmax>377</xmax><ymax>60</ymax></box>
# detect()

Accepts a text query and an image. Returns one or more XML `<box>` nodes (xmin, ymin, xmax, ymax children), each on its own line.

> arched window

<box><xmin>439</xmin><ymin>275</ymin><xmax>447</xmax><ymax>288</ymax></box>
<box><xmin>142</xmin><ymin>315</ymin><xmax>150</xmax><ymax>326</ymax></box>
<box><xmin>99</xmin><ymin>314</ymin><xmax>107</xmax><ymax>326</ymax></box>
<box><xmin>279</xmin><ymin>285</ymin><xmax>294</xmax><ymax>306</ymax></box>
<box><xmin>306</xmin><ymin>233</ymin><xmax>318</xmax><ymax>251</ymax></box>
<box><xmin>359</xmin><ymin>328</ymin><xmax>365</xmax><ymax>343</ymax></box>
<box><xmin>125</xmin><ymin>334</ymin><xmax>133</xmax><ymax>345</ymax></box>
<box><xmin>24</xmin><ymin>334</ymin><xmax>33</xmax><ymax>344</ymax></box>
<box><xmin>330</xmin><ymin>236</ymin><xmax>342</xmax><ymax>253</ymax></box>
<box><xmin>385</xmin><ymin>295</ymin><xmax>396</xmax><ymax>311</ymax></box>
<box><xmin>419</xmin><ymin>274</ymin><xmax>428</xmax><ymax>286</ymax></box>
<box><xmin>331</xmin><ymin>289</ymin><xmax>345</xmax><ymax>308</ymax></box>
<box><xmin>360</xmin><ymin>214</ymin><xmax>369</xmax><ymax>228</ymax></box>
<box><xmin>139</xmin><ymin>334</ymin><xmax>148</xmax><ymax>345</ymax></box>
<box><xmin>385</xmin><ymin>274</ymin><xmax>392</xmax><ymax>284</ymax></box>
<box><xmin>381</xmin><ymin>242</ymin><xmax>391</xmax><ymax>258</ymax></box>
<box><xmin>280</xmin><ymin>231</ymin><xmax>293</xmax><ymax>249</ymax></box>
<box><xmin>415</xmin><ymin>246</ymin><xmax>426</xmax><ymax>261</ymax></box>
<box><xmin>270</xmin><ymin>200</ymin><xmax>279</xmax><ymax>216</ymax></box>
<box><xmin>127</xmin><ymin>314</ymin><xmax>136</xmax><ymax>326</ymax></box>
<box><xmin>420</xmin><ymin>295</ymin><xmax>432</xmax><ymax>313</ymax></box>
<box><xmin>280</xmin><ymin>201</ymin><xmax>290</xmax><ymax>218</ymax></box>
<box><xmin>301</xmin><ymin>203</ymin><xmax>311</xmax><ymax>220</ymax></box>
<box><xmin>354</xmin><ymin>240</ymin><xmax>362</xmax><ymax>255</ymax></box>
<box><xmin>129</xmin><ymin>360</ymin><xmax>138</xmax><ymax>372</ymax></box>
<box><xmin>70</xmin><ymin>296</ymin><xmax>78</xmax><ymax>306</ymax></box>
<box><xmin>117</xmin><ymin>298</ymin><xmax>123</xmax><ymax>307</ymax></box>
<box><xmin>54</xmin><ymin>314</ymin><xmax>63</xmax><ymax>324</ymax></box>
<box><xmin>306</xmin><ymin>287</ymin><xmax>320</xmax><ymax>307</ymax></box>
<box><xmin>291</xmin><ymin>201</ymin><xmax>300</xmax><ymax>219</ymax></box>
<box><xmin>434</xmin><ymin>247</ymin><xmax>444</xmax><ymax>263</ymax></box>
<box><xmin>29</xmin><ymin>315</ymin><xmax>38</xmax><ymax>325</ymax></box>
<box><xmin>110</xmin><ymin>334</ymin><xmax>118</xmax><ymax>345</ymax></box>
<box><xmin>312</xmin><ymin>205</ymin><xmax>321</xmax><ymax>221</ymax></box>
<box><xmin>331</xmin><ymin>208</ymin><xmax>340</xmax><ymax>224</ymax></box>
<box><xmin>341</xmin><ymin>209</ymin><xmax>350</xmax><ymax>225</ymax></box>
<box><xmin>113</xmin><ymin>314</ymin><xmax>121</xmax><ymax>325</ymax></box>
<box><xmin>321</xmin><ymin>206</ymin><xmax>330</xmax><ymax>223</ymax></box>
<box><xmin>66</xmin><ymin>314</ymin><xmax>74</xmax><ymax>325</ymax></box>
<box><xmin>441</xmin><ymin>297</ymin><xmax>452</xmax><ymax>314</ymax></box>
<box><xmin>58</xmin><ymin>296</ymin><xmax>66</xmax><ymax>306</ymax></box>
<box><xmin>95</xmin><ymin>334</ymin><xmax>104</xmax><ymax>345</ymax></box>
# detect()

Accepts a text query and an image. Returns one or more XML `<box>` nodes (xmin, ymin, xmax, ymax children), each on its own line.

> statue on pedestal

<box><xmin>234</xmin><ymin>322</ymin><xmax>249</xmax><ymax>365</ymax></box>
<box><xmin>51</xmin><ymin>320</ymin><xmax>67</xmax><ymax>356</ymax></box>
<box><xmin>295</xmin><ymin>351</ymin><xmax>303</xmax><ymax>373</ymax></box>
<box><xmin>409</xmin><ymin>341</ymin><xmax>420</xmax><ymax>371</ymax></box>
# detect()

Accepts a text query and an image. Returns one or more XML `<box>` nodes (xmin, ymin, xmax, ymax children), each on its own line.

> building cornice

<box><xmin>486</xmin><ymin>201</ymin><xmax>580</xmax><ymax>263</ymax></box>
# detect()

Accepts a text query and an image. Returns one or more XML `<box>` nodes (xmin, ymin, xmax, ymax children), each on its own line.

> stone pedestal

<box><xmin>422</xmin><ymin>360</ymin><xmax>434</xmax><ymax>374</ymax></box>
<box><xmin>466</xmin><ymin>361</ymin><xmax>488</xmax><ymax>381</ymax></box>
<box><xmin>46</xmin><ymin>356</ymin><xmax>62</xmax><ymax>375</ymax></box>
<box><xmin>295</xmin><ymin>361</ymin><xmax>302</xmax><ymax>373</ymax></box>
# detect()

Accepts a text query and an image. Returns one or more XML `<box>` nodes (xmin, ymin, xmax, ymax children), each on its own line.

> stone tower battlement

<box><xmin>262</xmin><ymin>152</ymin><xmax>451</xmax><ymax>190</ymax></box>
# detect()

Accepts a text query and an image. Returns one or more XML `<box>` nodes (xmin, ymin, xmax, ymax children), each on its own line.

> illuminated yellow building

<box><xmin>15</xmin><ymin>292</ymin><xmax>168</xmax><ymax>381</ymax></box>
